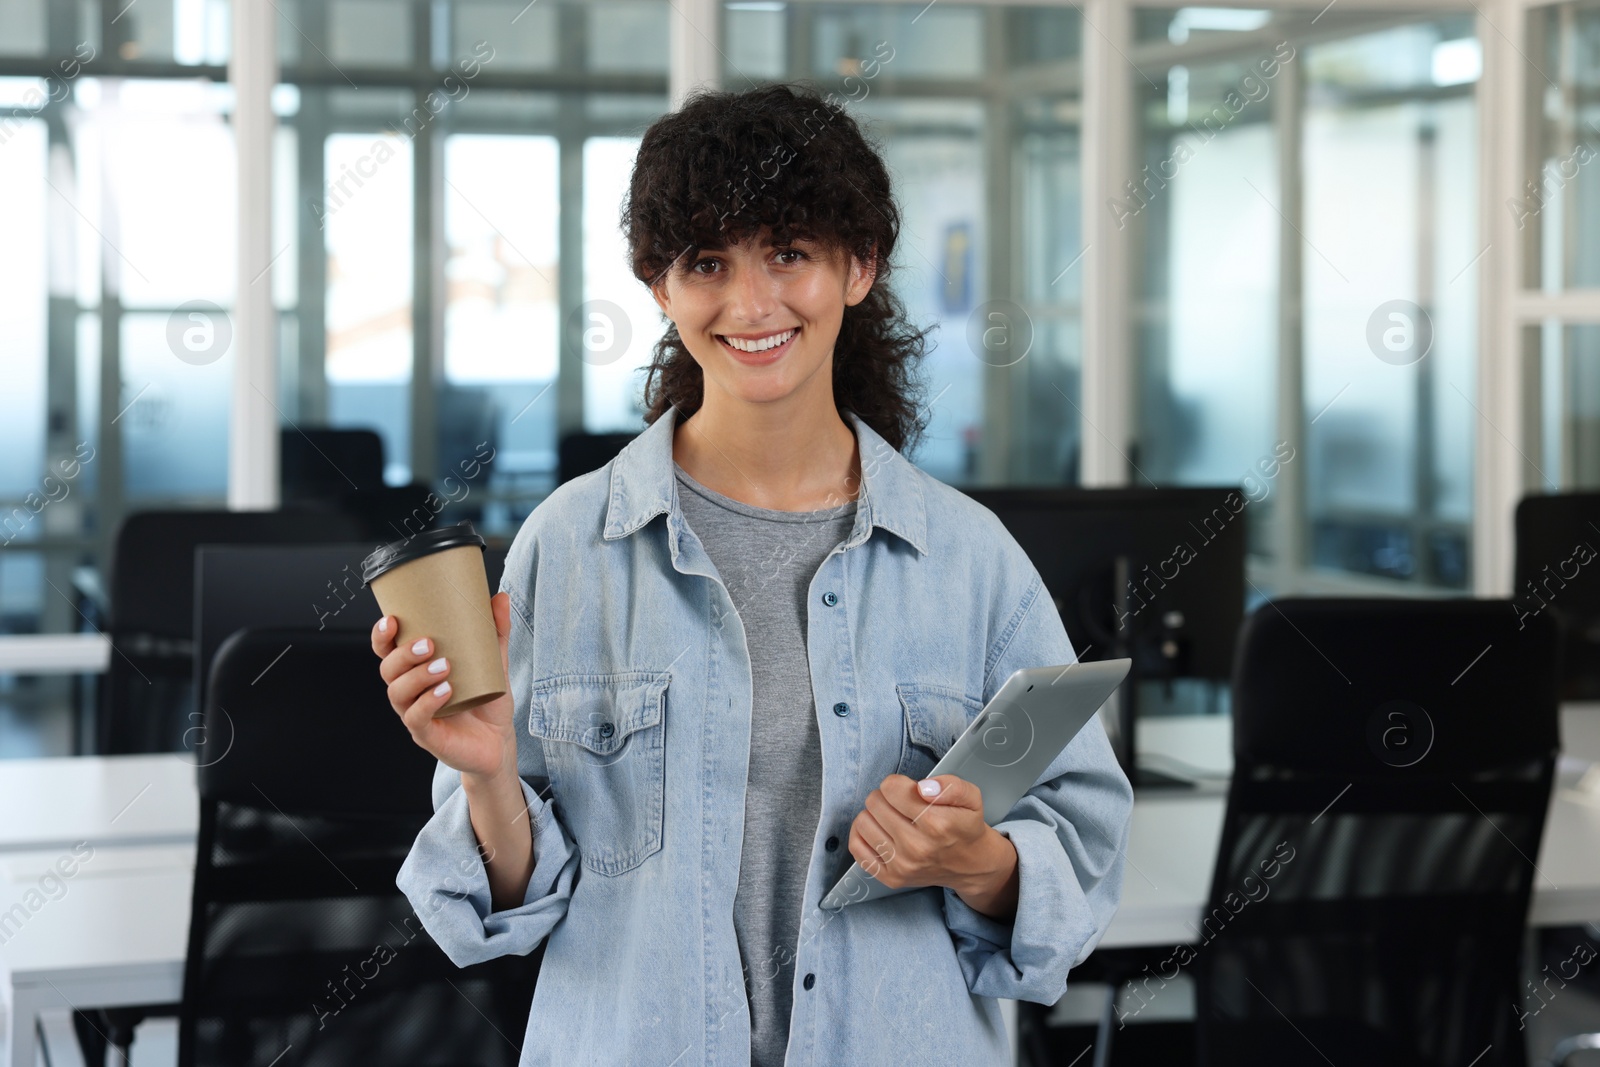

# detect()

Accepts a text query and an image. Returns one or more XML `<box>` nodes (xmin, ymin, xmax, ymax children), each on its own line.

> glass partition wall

<box><xmin>273</xmin><ymin>2</ymin><xmax>670</xmax><ymax>528</ymax></box>
<box><xmin>0</xmin><ymin>0</ymin><xmax>668</xmax><ymax>753</ymax></box>
<box><xmin>721</xmin><ymin>2</ymin><xmax>1086</xmax><ymax>487</ymax></box>
<box><xmin>720</xmin><ymin>1</ymin><xmax>1486</xmax><ymax>589</ymax></box>
<box><xmin>1526</xmin><ymin>3</ymin><xmax>1600</xmax><ymax>493</ymax></box>
<box><xmin>1129</xmin><ymin>8</ymin><xmax>1480</xmax><ymax>592</ymax></box>
<box><xmin>10</xmin><ymin>0</ymin><xmax>1593</xmax><ymax>753</ymax></box>
<box><xmin>0</xmin><ymin>6</ymin><xmax>242</xmax><ymax>753</ymax></box>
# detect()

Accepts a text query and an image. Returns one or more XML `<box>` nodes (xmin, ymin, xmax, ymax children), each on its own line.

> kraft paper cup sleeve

<box><xmin>363</xmin><ymin>523</ymin><xmax>506</xmax><ymax>717</ymax></box>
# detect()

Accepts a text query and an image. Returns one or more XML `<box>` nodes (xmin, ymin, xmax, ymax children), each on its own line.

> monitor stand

<box><xmin>1110</xmin><ymin>555</ymin><xmax>1196</xmax><ymax>793</ymax></box>
<box><xmin>1109</xmin><ymin>681</ymin><xmax>1198</xmax><ymax>791</ymax></box>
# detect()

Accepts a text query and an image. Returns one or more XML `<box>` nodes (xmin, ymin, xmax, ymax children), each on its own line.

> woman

<box><xmin>372</xmin><ymin>83</ymin><xmax>1133</xmax><ymax>1066</ymax></box>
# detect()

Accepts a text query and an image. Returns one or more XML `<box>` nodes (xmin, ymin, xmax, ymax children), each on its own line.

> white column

<box><xmin>670</xmin><ymin>0</ymin><xmax>722</xmax><ymax>111</ymax></box>
<box><xmin>1079</xmin><ymin>0</ymin><xmax>1136</xmax><ymax>487</ymax></box>
<box><xmin>228</xmin><ymin>0</ymin><xmax>280</xmax><ymax>510</ymax></box>
<box><xmin>1474</xmin><ymin>0</ymin><xmax>1525</xmax><ymax>595</ymax></box>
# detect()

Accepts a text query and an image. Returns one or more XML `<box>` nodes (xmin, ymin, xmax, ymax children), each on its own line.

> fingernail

<box><xmin>377</xmin><ymin>617</ymin><xmax>388</xmax><ymax>633</ymax></box>
<box><xmin>918</xmin><ymin>779</ymin><xmax>941</xmax><ymax>798</ymax></box>
<box><xmin>433</xmin><ymin>681</ymin><xmax>451</xmax><ymax>697</ymax></box>
<box><xmin>411</xmin><ymin>638</ymin><xmax>429</xmax><ymax>656</ymax></box>
<box><xmin>427</xmin><ymin>657</ymin><xmax>448</xmax><ymax>675</ymax></box>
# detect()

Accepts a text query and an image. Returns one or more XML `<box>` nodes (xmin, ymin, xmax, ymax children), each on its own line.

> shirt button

<box><xmin>803</xmin><ymin>973</ymin><xmax>816</xmax><ymax>990</ymax></box>
<box><xmin>599</xmin><ymin>722</ymin><xmax>615</xmax><ymax>739</ymax></box>
<box><xmin>822</xmin><ymin>591</ymin><xmax>838</xmax><ymax>607</ymax></box>
<box><xmin>825</xmin><ymin>835</ymin><xmax>839</xmax><ymax>852</ymax></box>
<box><xmin>832</xmin><ymin>702</ymin><xmax>850</xmax><ymax>717</ymax></box>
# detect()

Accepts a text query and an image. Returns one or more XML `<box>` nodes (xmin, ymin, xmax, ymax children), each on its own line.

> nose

<box><xmin>726</xmin><ymin>259</ymin><xmax>777</xmax><ymax>324</ymax></box>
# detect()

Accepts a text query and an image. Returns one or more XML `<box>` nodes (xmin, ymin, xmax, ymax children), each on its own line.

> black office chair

<box><xmin>79</xmin><ymin>512</ymin><xmax>368</xmax><ymax>1065</ymax></box>
<box><xmin>179</xmin><ymin>627</ymin><xmax>539</xmax><ymax>1066</ymax></box>
<box><xmin>280</xmin><ymin>427</ymin><xmax>386</xmax><ymax>504</ymax></box>
<box><xmin>1192</xmin><ymin>597</ymin><xmax>1561</xmax><ymax>1067</ymax></box>
<box><xmin>558</xmin><ymin>431</ymin><xmax>636</xmax><ymax>485</ymax></box>
<box><xmin>97</xmin><ymin>509</ymin><xmax>366</xmax><ymax>756</ymax></box>
<box><xmin>1515</xmin><ymin>492</ymin><xmax>1600</xmax><ymax>700</ymax></box>
<box><xmin>1514</xmin><ymin>499</ymin><xmax>1600</xmax><ymax>1065</ymax></box>
<box><xmin>329</xmin><ymin>482</ymin><xmax>443</xmax><ymax>542</ymax></box>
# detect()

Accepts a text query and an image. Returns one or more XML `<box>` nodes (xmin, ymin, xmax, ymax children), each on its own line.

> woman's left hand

<box><xmin>847</xmin><ymin>774</ymin><xmax>1021</xmax><ymax>920</ymax></box>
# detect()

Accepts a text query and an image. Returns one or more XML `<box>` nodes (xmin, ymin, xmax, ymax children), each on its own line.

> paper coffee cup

<box><xmin>361</xmin><ymin>521</ymin><xmax>506</xmax><ymax>718</ymax></box>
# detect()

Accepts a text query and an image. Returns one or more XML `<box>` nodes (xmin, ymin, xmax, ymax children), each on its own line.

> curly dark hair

<box><xmin>622</xmin><ymin>82</ymin><xmax>930</xmax><ymax>455</ymax></box>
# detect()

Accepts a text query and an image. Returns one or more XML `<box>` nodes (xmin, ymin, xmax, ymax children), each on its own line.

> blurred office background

<box><xmin>5</xmin><ymin>3</ymin><xmax>1600</xmax><ymax>1066</ymax></box>
<box><xmin>0</xmin><ymin>1</ymin><xmax>1594</xmax><ymax>745</ymax></box>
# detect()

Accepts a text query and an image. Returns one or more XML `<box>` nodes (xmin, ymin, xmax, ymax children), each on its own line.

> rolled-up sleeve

<box><xmin>397</xmin><ymin>764</ymin><xmax>578</xmax><ymax>967</ymax></box>
<box><xmin>942</xmin><ymin>568</ymin><xmax>1135</xmax><ymax>1003</ymax></box>
<box><xmin>395</xmin><ymin>575</ymin><xmax>580</xmax><ymax>968</ymax></box>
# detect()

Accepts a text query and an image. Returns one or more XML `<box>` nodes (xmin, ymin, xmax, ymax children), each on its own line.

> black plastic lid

<box><xmin>360</xmin><ymin>521</ymin><xmax>487</xmax><ymax>586</ymax></box>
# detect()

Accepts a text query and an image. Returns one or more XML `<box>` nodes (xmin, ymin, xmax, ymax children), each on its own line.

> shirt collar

<box><xmin>602</xmin><ymin>403</ymin><xmax>929</xmax><ymax>557</ymax></box>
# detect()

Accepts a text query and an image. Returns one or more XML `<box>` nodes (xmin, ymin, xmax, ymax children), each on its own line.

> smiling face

<box><xmin>649</xmin><ymin>229</ymin><xmax>876</xmax><ymax>409</ymax></box>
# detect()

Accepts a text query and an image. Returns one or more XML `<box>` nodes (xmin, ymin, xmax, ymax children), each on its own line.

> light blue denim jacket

<box><xmin>396</xmin><ymin>403</ymin><xmax>1135</xmax><ymax>1066</ymax></box>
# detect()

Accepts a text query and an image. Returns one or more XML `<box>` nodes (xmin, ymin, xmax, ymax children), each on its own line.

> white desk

<box><xmin>0</xmin><ymin>756</ymin><xmax>197</xmax><ymax>1066</ymax></box>
<box><xmin>0</xmin><ymin>852</ymin><xmax>192</xmax><ymax>1067</ymax></box>
<box><xmin>0</xmin><ymin>755</ymin><xmax>196</xmax><ymax>854</ymax></box>
<box><xmin>1101</xmin><ymin>703</ymin><xmax>1600</xmax><ymax>948</ymax></box>
<box><xmin>0</xmin><ymin>635</ymin><xmax>110</xmax><ymax>676</ymax></box>
<box><xmin>1135</xmin><ymin>701</ymin><xmax>1600</xmax><ymax>781</ymax></box>
<box><xmin>1101</xmin><ymin>786</ymin><xmax>1600</xmax><ymax>948</ymax></box>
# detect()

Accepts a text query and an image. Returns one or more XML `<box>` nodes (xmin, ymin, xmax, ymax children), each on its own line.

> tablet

<box><xmin>819</xmin><ymin>657</ymin><xmax>1132</xmax><ymax>911</ymax></box>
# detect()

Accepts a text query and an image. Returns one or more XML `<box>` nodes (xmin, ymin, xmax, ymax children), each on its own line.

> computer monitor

<box><xmin>962</xmin><ymin>487</ymin><xmax>1247</xmax><ymax>789</ymax></box>
<box><xmin>194</xmin><ymin>543</ymin><xmax>509</xmax><ymax>741</ymax></box>
<box><xmin>1514</xmin><ymin>491</ymin><xmax>1600</xmax><ymax>700</ymax></box>
<box><xmin>559</xmin><ymin>432</ymin><xmax>637</xmax><ymax>484</ymax></box>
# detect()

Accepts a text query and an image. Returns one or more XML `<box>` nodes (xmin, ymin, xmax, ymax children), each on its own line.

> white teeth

<box><xmin>721</xmin><ymin>328</ymin><xmax>796</xmax><ymax>353</ymax></box>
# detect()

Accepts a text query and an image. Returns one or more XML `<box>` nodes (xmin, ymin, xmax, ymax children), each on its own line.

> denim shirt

<box><xmin>396</xmin><ymin>403</ymin><xmax>1135</xmax><ymax>1067</ymax></box>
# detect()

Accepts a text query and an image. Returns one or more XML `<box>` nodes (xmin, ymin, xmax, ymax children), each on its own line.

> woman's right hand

<box><xmin>371</xmin><ymin>591</ymin><xmax>518</xmax><ymax>783</ymax></box>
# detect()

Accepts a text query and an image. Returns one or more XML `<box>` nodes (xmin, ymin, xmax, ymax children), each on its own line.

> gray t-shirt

<box><xmin>674</xmin><ymin>461</ymin><xmax>858</xmax><ymax>1067</ymax></box>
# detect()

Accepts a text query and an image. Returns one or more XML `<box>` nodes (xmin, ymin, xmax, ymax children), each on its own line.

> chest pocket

<box><xmin>528</xmin><ymin>670</ymin><xmax>670</xmax><ymax>876</ymax></box>
<box><xmin>894</xmin><ymin>683</ymin><xmax>984</xmax><ymax>782</ymax></box>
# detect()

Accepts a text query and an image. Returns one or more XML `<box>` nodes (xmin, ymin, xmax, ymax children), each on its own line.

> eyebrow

<box><xmin>693</xmin><ymin>236</ymin><xmax>824</xmax><ymax>254</ymax></box>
